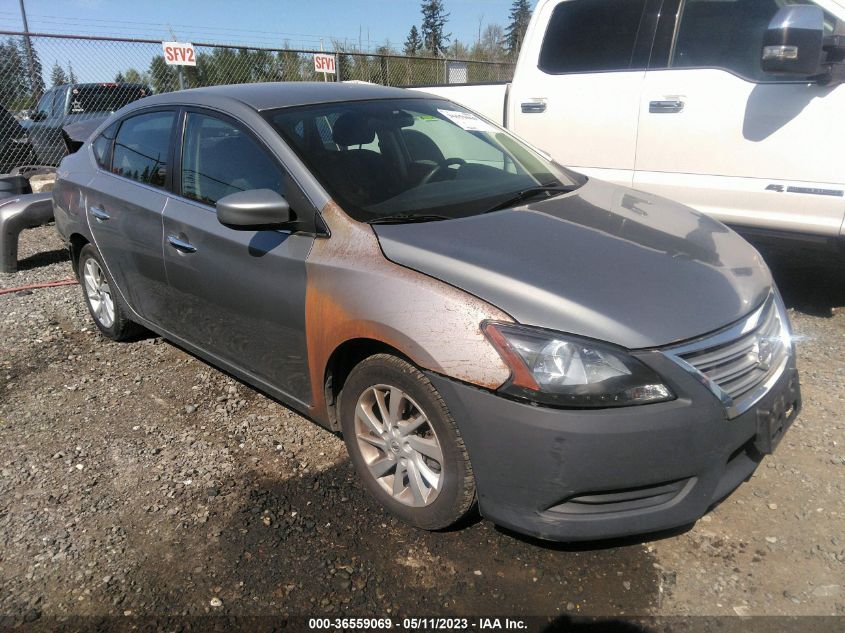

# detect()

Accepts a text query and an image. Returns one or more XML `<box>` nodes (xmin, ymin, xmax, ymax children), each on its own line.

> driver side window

<box><xmin>180</xmin><ymin>113</ymin><xmax>284</xmax><ymax>206</ymax></box>
<box><xmin>35</xmin><ymin>90</ymin><xmax>54</xmax><ymax>118</ymax></box>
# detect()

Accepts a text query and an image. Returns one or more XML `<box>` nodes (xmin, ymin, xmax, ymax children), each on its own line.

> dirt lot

<box><xmin>1</xmin><ymin>225</ymin><xmax>843</xmax><ymax>627</ymax></box>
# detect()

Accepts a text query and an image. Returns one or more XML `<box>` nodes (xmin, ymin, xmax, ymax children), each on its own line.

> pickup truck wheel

<box><xmin>77</xmin><ymin>244</ymin><xmax>143</xmax><ymax>341</ymax></box>
<box><xmin>340</xmin><ymin>354</ymin><xmax>476</xmax><ymax>530</ymax></box>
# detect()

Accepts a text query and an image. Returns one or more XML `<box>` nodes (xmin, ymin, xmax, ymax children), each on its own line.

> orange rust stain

<box><xmin>305</xmin><ymin>201</ymin><xmax>514</xmax><ymax>423</ymax></box>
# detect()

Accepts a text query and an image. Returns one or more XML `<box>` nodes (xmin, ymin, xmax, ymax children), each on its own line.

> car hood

<box><xmin>373</xmin><ymin>179</ymin><xmax>772</xmax><ymax>349</ymax></box>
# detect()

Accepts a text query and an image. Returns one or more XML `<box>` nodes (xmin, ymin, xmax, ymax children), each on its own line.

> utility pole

<box><xmin>168</xmin><ymin>25</ymin><xmax>186</xmax><ymax>91</ymax></box>
<box><xmin>18</xmin><ymin>0</ymin><xmax>41</xmax><ymax>102</ymax></box>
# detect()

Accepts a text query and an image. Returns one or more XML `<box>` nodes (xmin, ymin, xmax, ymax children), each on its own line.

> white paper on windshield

<box><xmin>437</xmin><ymin>108</ymin><xmax>496</xmax><ymax>133</ymax></box>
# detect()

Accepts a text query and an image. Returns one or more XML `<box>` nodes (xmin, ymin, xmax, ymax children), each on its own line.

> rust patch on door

<box><xmin>305</xmin><ymin>201</ymin><xmax>514</xmax><ymax>423</ymax></box>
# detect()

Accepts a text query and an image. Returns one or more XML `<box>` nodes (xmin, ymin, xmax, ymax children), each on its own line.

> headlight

<box><xmin>482</xmin><ymin>321</ymin><xmax>674</xmax><ymax>408</ymax></box>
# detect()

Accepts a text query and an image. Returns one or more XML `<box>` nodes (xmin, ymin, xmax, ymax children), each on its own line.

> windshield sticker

<box><xmin>437</xmin><ymin>109</ymin><xmax>496</xmax><ymax>133</ymax></box>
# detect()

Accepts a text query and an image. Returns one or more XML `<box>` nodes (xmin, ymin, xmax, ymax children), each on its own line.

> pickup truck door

<box><xmin>633</xmin><ymin>0</ymin><xmax>845</xmax><ymax>237</ymax></box>
<box><xmin>508</xmin><ymin>0</ymin><xmax>656</xmax><ymax>187</ymax></box>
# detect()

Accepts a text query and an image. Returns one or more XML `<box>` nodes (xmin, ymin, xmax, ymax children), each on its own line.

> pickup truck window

<box><xmin>671</xmin><ymin>0</ymin><xmax>835</xmax><ymax>82</ymax></box>
<box><xmin>267</xmin><ymin>98</ymin><xmax>583</xmax><ymax>222</ymax></box>
<box><xmin>539</xmin><ymin>0</ymin><xmax>648</xmax><ymax>74</ymax></box>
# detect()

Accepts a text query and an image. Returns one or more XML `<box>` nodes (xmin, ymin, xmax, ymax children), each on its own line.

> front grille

<box><xmin>665</xmin><ymin>294</ymin><xmax>791</xmax><ymax>418</ymax></box>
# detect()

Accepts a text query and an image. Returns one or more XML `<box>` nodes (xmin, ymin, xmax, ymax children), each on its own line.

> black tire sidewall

<box><xmin>340</xmin><ymin>355</ymin><xmax>474</xmax><ymax>530</ymax></box>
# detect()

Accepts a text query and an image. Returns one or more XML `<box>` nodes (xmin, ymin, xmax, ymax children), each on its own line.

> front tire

<box><xmin>340</xmin><ymin>354</ymin><xmax>476</xmax><ymax>530</ymax></box>
<box><xmin>78</xmin><ymin>244</ymin><xmax>142</xmax><ymax>341</ymax></box>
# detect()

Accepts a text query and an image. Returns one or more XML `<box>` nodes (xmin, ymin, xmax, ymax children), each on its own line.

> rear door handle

<box><xmin>649</xmin><ymin>99</ymin><xmax>684</xmax><ymax>113</ymax></box>
<box><xmin>521</xmin><ymin>100</ymin><xmax>547</xmax><ymax>113</ymax></box>
<box><xmin>167</xmin><ymin>234</ymin><xmax>197</xmax><ymax>254</ymax></box>
<box><xmin>89</xmin><ymin>206</ymin><xmax>110</xmax><ymax>221</ymax></box>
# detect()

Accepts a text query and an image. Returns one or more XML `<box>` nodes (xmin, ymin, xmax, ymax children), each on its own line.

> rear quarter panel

<box><xmin>52</xmin><ymin>148</ymin><xmax>96</xmax><ymax>246</ymax></box>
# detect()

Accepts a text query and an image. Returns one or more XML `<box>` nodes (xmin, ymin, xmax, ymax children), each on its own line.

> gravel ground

<box><xmin>1</xmin><ymin>225</ymin><xmax>843</xmax><ymax>626</ymax></box>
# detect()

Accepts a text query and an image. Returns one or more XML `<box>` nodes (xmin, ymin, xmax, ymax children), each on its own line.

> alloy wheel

<box><xmin>82</xmin><ymin>257</ymin><xmax>115</xmax><ymax>329</ymax></box>
<box><xmin>354</xmin><ymin>384</ymin><xmax>444</xmax><ymax>507</ymax></box>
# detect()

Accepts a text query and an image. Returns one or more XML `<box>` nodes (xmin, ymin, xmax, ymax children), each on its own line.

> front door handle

<box><xmin>89</xmin><ymin>206</ymin><xmax>110</xmax><ymax>222</ymax></box>
<box><xmin>167</xmin><ymin>235</ymin><xmax>197</xmax><ymax>254</ymax></box>
<box><xmin>521</xmin><ymin>100</ymin><xmax>547</xmax><ymax>114</ymax></box>
<box><xmin>649</xmin><ymin>99</ymin><xmax>685</xmax><ymax>113</ymax></box>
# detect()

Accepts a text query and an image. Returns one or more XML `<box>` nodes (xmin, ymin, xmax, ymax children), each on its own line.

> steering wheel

<box><xmin>420</xmin><ymin>157</ymin><xmax>466</xmax><ymax>185</ymax></box>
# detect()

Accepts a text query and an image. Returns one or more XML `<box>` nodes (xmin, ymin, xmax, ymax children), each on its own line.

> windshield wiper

<box><xmin>484</xmin><ymin>185</ymin><xmax>575</xmax><ymax>214</ymax></box>
<box><xmin>367</xmin><ymin>213</ymin><xmax>452</xmax><ymax>225</ymax></box>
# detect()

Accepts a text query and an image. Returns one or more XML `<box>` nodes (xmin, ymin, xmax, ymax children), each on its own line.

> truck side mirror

<box><xmin>761</xmin><ymin>5</ymin><xmax>825</xmax><ymax>76</ymax></box>
<box><xmin>30</xmin><ymin>110</ymin><xmax>48</xmax><ymax>122</ymax></box>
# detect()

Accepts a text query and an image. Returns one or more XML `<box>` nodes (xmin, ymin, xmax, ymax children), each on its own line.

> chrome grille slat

<box><xmin>691</xmin><ymin>336</ymin><xmax>757</xmax><ymax>371</ymax></box>
<box><xmin>720</xmin><ymin>367</ymin><xmax>767</xmax><ymax>398</ymax></box>
<box><xmin>664</xmin><ymin>294</ymin><xmax>792</xmax><ymax>419</ymax></box>
<box><xmin>706</xmin><ymin>353</ymin><xmax>761</xmax><ymax>384</ymax></box>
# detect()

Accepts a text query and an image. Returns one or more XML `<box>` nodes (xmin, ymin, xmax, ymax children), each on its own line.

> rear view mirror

<box><xmin>761</xmin><ymin>5</ymin><xmax>825</xmax><ymax>76</ymax></box>
<box><xmin>216</xmin><ymin>189</ymin><xmax>292</xmax><ymax>230</ymax></box>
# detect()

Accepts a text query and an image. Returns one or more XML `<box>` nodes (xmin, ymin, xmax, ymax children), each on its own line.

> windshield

<box><xmin>68</xmin><ymin>85</ymin><xmax>149</xmax><ymax>115</ymax></box>
<box><xmin>265</xmin><ymin>98</ymin><xmax>584</xmax><ymax>222</ymax></box>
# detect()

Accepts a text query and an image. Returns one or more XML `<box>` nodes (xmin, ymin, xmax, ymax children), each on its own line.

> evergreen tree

<box><xmin>404</xmin><ymin>25</ymin><xmax>422</xmax><ymax>56</ymax></box>
<box><xmin>0</xmin><ymin>38</ymin><xmax>29</xmax><ymax>109</ymax></box>
<box><xmin>420</xmin><ymin>0</ymin><xmax>450</xmax><ymax>56</ymax></box>
<box><xmin>51</xmin><ymin>62</ymin><xmax>68</xmax><ymax>87</ymax></box>
<box><xmin>504</xmin><ymin>0</ymin><xmax>532</xmax><ymax>57</ymax></box>
<box><xmin>67</xmin><ymin>61</ymin><xmax>78</xmax><ymax>84</ymax></box>
<box><xmin>114</xmin><ymin>71</ymin><xmax>126</xmax><ymax>83</ymax></box>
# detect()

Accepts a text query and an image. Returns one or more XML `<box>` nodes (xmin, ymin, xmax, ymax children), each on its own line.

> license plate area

<box><xmin>754</xmin><ymin>372</ymin><xmax>800</xmax><ymax>455</ymax></box>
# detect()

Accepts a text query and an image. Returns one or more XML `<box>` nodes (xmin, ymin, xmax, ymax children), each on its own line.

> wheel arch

<box><xmin>68</xmin><ymin>232</ymin><xmax>90</xmax><ymax>275</ymax></box>
<box><xmin>322</xmin><ymin>337</ymin><xmax>415</xmax><ymax>432</ymax></box>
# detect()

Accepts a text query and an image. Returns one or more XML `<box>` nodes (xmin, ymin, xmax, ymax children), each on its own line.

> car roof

<box><xmin>135</xmin><ymin>81</ymin><xmax>428</xmax><ymax>112</ymax></box>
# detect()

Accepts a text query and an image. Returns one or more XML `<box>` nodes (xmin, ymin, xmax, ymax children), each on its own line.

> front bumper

<box><xmin>426</xmin><ymin>351</ymin><xmax>800</xmax><ymax>541</ymax></box>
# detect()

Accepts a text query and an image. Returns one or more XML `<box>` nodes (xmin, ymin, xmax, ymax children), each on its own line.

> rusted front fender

<box><xmin>305</xmin><ymin>202</ymin><xmax>514</xmax><ymax>422</ymax></box>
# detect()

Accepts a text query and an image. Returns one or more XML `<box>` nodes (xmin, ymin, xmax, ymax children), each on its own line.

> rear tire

<box><xmin>77</xmin><ymin>244</ymin><xmax>143</xmax><ymax>341</ymax></box>
<box><xmin>340</xmin><ymin>353</ymin><xmax>476</xmax><ymax>530</ymax></box>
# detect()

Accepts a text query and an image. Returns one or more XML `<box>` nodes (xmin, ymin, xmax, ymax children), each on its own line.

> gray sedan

<box><xmin>52</xmin><ymin>82</ymin><xmax>800</xmax><ymax>540</ymax></box>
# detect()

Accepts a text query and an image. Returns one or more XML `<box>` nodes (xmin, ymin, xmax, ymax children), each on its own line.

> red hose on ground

<box><xmin>0</xmin><ymin>278</ymin><xmax>78</xmax><ymax>296</ymax></box>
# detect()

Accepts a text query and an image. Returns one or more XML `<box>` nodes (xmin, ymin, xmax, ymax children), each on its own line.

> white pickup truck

<box><xmin>418</xmin><ymin>0</ymin><xmax>845</xmax><ymax>245</ymax></box>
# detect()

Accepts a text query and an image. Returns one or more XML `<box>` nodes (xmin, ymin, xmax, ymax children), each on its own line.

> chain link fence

<box><xmin>0</xmin><ymin>31</ymin><xmax>515</xmax><ymax>169</ymax></box>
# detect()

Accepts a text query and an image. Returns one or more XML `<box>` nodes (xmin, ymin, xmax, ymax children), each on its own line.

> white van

<box><xmin>418</xmin><ymin>0</ymin><xmax>845</xmax><ymax>245</ymax></box>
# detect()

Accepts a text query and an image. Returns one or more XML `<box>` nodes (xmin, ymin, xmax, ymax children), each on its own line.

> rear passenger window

<box><xmin>92</xmin><ymin>122</ymin><xmax>118</xmax><ymax>170</ymax></box>
<box><xmin>112</xmin><ymin>111</ymin><xmax>174</xmax><ymax>188</ymax></box>
<box><xmin>538</xmin><ymin>0</ymin><xmax>647</xmax><ymax>74</ymax></box>
<box><xmin>180</xmin><ymin>113</ymin><xmax>283</xmax><ymax>206</ymax></box>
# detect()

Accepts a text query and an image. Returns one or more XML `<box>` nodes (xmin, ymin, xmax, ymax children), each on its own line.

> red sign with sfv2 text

<box><xmin>162</xmin><ymin>41</ymin><xmax>197</xmax><ymax>66</ymax></box>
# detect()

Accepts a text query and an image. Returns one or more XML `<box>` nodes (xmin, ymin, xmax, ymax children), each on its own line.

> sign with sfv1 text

<box><xmin>314</xmin><ymin>53</ymin><xmax>336</xmax><ymax>74</ymax></box>
<box><xmin>162</xmin><ymin>41</ymin><xmax>197</xmax><ymax>66</ymax></box>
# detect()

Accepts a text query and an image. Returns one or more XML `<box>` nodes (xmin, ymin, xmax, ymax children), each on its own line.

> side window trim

<box><xmin>103</xmin><ymin>107</ymin><xmax>179</xmax><ymax>193</ymax></box>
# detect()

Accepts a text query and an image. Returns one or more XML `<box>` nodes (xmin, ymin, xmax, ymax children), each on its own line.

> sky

<box><xmin>0</xmin><ymin>0</ymin><xmax>537</xmax><ymax>52</ymax></box>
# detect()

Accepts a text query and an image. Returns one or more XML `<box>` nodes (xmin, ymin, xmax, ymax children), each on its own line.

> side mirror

<box><xmin>30</xmin><ymin>110</ymin><xmax>48</xmax><ymax>122</ymax></box>
<box><xmin>762</xmin><ymin>5</ymin><xmax>825</xmax><ymax>76</ymax></box>
<box><xmin>216</xmin><ymin>189</ymin><xmax>292</xmax><ymax>230</ymax></box>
